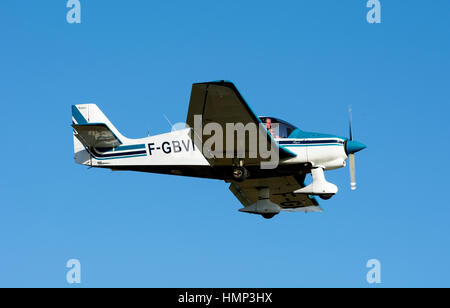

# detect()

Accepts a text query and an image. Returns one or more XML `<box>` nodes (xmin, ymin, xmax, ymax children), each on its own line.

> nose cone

<box><xmin>346</xmin><ymin>140</ymin><xmax>367</xmax><ymax>154</ymax></box>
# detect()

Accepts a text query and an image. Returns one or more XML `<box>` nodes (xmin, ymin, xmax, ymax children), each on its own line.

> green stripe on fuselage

<box><xmin>110</xmin><ymin>144</ymin><xmax>146</xmax><ymax>152</ymax></box>
<box><xmin>93</xmin><ymin>153</ymin><xmax>147</xmax><ymax>160</ymax></box>
<box><xmin>96</xmin><ymin>144</ymin><xmax>146</xmax><ymax>153</ymax></box>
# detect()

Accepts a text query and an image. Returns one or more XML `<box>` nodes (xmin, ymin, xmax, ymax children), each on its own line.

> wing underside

<box><xmin>228</xmin><ymin>175</ymin><xmax>322</xmax><ymax>213</ymax></box>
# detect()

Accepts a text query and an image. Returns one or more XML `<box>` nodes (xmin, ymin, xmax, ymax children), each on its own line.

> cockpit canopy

<box><xmin>259</xmin><ymin>116</ymin><xmax>298</xmax><ymax>139</ymax></box>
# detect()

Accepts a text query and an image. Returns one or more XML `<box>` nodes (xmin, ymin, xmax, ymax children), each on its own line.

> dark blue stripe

<box><xmin>90</xmin><ymin>148</ymin><xmax>147</xmax><ymax>158</ymax></box>
<box><xmin>279</xmin><ymin>139</ymin><xmax>344</xmax><ymax>145</ymax></box>
<box><xmin>95</xmin><ymin>144</ymin><xmax>146</xmax><ymax>153</ymax></box>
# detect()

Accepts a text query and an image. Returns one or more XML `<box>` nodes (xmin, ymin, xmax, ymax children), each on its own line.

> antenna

<box><xmin>163</xmin><ymin>114</ymin><xmax>174</xmax><ymax>130</ymax></box>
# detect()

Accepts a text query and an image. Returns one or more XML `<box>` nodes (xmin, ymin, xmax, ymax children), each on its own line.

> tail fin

<box><xmin>72</xmin><ymin>104</ymin><xmax>128</xmax><ymax>164</ymax></box>
<box><xmin>71</xmin><ymin>104</ymin><xmax>126</xmax><ymax>139</ymax></box>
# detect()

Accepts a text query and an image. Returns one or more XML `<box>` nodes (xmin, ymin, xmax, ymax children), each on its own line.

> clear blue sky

<box><xmin>1</xmin><ymin>0</ymin><xmax>449</xmax><ymax>287</ymax></box>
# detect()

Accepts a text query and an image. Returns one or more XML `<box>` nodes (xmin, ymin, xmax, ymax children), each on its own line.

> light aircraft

<box><xmin>72</xmin><ymin>81</ymin><xmax>366</xmax><ymax>219</ymax></box>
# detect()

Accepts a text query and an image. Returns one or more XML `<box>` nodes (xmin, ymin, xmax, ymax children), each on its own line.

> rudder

<box><xmin>71</xmin><ymin>104</ymin><xmax>129</xmax><ymax>165</ymax></box>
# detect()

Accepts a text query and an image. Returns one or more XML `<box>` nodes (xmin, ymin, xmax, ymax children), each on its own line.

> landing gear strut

<box><xmin>294</xmin><ymin>167</ymin><xmax>338</xmax><ymax>198</ymax></box>
<box><xmin>232</xmin><ymin>159</ymin><xmax>248</xmax><ymax>182</ymax></box>
<box><xmin>239</xmin><ymin>187</ymin><xmax>280</xmax><ymax>218</ymax></box>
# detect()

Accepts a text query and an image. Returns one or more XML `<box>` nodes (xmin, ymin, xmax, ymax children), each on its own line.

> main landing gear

<box><xmin>294</xmin><ymin>167</ymin><xmax>338</xmax><ymax>199</ymax></box>
<box><xmin>239</xmin><ymin>187</ymin><xmax>281</xmax><ymax>219</ymax></box>
<box><xmin>232</xmin><ymin>160</ymin><xmax>249</xmax><ymax>182</ymax></box>
<box><xmin>232</xmin><ymin>166</ymin><xmax>248</xmax><ymax>182</ymax></box>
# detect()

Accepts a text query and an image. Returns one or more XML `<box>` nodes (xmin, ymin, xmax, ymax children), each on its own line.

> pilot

<box><xmin>265</xmin><ymin>118</ymin><xmax>277</xmax><ymax>138</ymax></box>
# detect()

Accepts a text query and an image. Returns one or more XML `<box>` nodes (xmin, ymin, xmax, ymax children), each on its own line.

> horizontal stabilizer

<box><xmin>72</xmin><ymin>123</ymin><xmax>122</xmax><ymax>148</ymax></box>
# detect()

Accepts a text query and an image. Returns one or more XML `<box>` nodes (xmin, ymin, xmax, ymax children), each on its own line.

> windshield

<box><xmin>259</xmin><ymin>117</ymin><xmax>298</xmax><ymax>138</ymax></box>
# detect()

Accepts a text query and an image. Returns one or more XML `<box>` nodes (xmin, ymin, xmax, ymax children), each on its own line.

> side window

<box><xmin>259</xmin><ymin>117</ymin><xmax>297</xmax><ymax>138</ymax></box>
<box><xmin>278</xmin><ymin>124</ymin><xmax>287</xmax><ymax>138</ymax></box>
<box><xmin>277</xmin><ymin>123</ymin><xmax>290</xmax><ymax>138</ymax></box>
<box><xmin>271</xmin><ymin>123</ymin><xmax>280</xmax><ymax>138</ymax></box>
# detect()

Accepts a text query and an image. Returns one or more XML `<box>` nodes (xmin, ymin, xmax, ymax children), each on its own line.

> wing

<box><xmin>186</xmin><ymin>81</ymin><xmax>296</xmax><ymax>166</ymax></box>
<box><xmin>72</xmin><ymin>123</ymin><xmax>122</xmax><ymax>148</ymax></box>
<box><xmin>228</xmin><ymin>175</ymin><xmax>322</xmax><ymax>213</ymax></box>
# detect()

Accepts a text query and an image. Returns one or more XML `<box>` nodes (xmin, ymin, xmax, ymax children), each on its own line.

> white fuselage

<box><xmin>75</xmin><ymin>128</ymin><xmax>347</xmax><ymax>172</ymax></box>
<box><xmin>278</xmin><ymin>137</ymin><xmax>348</xmax><ymax>170</ymax></box>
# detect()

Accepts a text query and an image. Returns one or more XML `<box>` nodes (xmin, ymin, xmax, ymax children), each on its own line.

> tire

<box><xmin>232</xmin><ymin>166</ymin><xmax>248</xmax><ymax>182</ymax></box>
<box><xmin>319</xmin><ymin>194</ymin><xmax>334</xmax><ymax>200</ymax></box>
<box><xmin>262</xmin><ymin>213</ymin><xmax>276</xmax><ymax>219</ymax></box>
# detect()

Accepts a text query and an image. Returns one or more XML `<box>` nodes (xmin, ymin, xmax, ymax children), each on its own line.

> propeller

<box><xmin>348</xmin><ymin>106</ymin><xmax>356</xmax><ymax>190</ymax></box>
<box><xmin>345</xmin><ymin>106</ymin><xmax>366</xmax><ymax>190</ymax></box>
<box><xmin>349</xmin><ymin>152</ymin><xmax>356</xmax><ymax>190</ymax></box>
